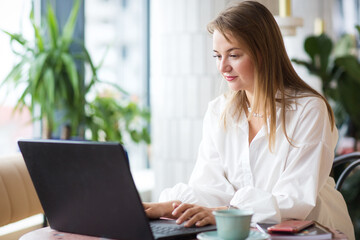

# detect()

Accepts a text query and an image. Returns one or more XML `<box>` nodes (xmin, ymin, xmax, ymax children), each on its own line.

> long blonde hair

<box><xmin>207</xmin><ymin>1</ymin><xmax>335</xmax><ymax>151</ymax></box>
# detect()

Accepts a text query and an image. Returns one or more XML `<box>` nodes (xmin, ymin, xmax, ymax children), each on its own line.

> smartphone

<box><xmin>267</xmin><ymin>220</ymin><xmax>314</xmax><ymax>233</ymax></box>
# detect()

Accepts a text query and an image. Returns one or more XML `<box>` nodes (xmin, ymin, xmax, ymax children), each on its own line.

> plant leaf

<box><xmin>291</xmin><ymin>59</ymin><xmax>318</xmax><ymax>73</ymax></box>
<box><xmin>355</xmin><ymin>25</ymin><xmax>360</xmax><ymax>35</ymax></box>
<box><xmin>304</xmin><ymin>36</ymin><xmax>318</xmax><ymax>62</ymax></box>
<box><xmin>14</xmin><ymin>83</ymin><xmax>30</xmax><ymax>109</ymax></box>
<box><xmin>78</xmin><ymin>42</ymin><xmax>99</xmax><ymax>92</ymax></box>
<box><xmin>337</xmin><ymin>74</ymin><xmax>360</xmax><ymax>130</ymax></box>
<box><xmin>61</xmin><ymin>52</ymin><xmax>79</xmax><ymax>99</ymax></box>
<box><xmin>1</xmin><ymin>30</ymin><xmax>27</xmax><ymax>46</ymax></box>
<box><xmin>29</xmin><ymin>6</ymin><xmax>44</xmax><ymax>52</ymax></box>
<box><xmin>335</xmin><ymin>55</ymin><xmax>360</xmax><ymax>85</ymax></box>
<box><xmin>29</xmin><ymin>52</ymin><xmax>48</xmax><ymax>91</ymax></box>
<box><xmin>334</xmin><ymin>34</ymin><xmax>354</xmax><ymax>57</ymax></box>
<box><xmin>61</xmin><ymin>0</ymin><xmax>81</xmax><ymax>50</ymax></box>
<box><xmin>304</xmin><ymin>34</ymin><xmax>332</xmax><ymax>72</ymax></box>
<box><xmin>46</xmin><ymin>1</ymin><xmax>59</xmax><ymax>48</ymax></box>
<box><xmin>1</xmin><ymin>58</ymin><xmax>27</xmax><ymax>87</ymax></box>
<box><xmin>44</xmin><ymin>68</ymin><xmax>55</xmax><ymax>104</ymax></box>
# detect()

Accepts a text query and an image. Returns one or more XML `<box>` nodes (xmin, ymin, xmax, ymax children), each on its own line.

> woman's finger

<box><xmin>172</xmin><ymin>201</ymin><xmax>181</xmax><ymax>209</ymax></box>
<box><xmin>183</xmin><ymin>212</ymin><xmax>207</xmax><ymax>227</ymax></box>
<box><xmin>172</xmin><ymin>203</ymin><xmax>193</xmax><ymax>218</ymax></box>
<box><xmin>175</xmin><ymin>206</ymin><xmax>199</xmax><ymax>224</ymax></box>
<box><xmin>195</xmin><ymin>216</ymin><xmax>213</xmax><ymax>227</ymax></box>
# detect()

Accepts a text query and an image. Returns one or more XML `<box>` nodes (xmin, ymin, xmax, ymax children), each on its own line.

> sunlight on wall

<box><xmin>0</xmin><ymin>0</ymin><xmax>33</xmax><ymax>156</ymax></box>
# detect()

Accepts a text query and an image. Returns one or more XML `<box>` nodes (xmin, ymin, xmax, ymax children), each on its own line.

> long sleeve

<box><xmin>228</xmin><ymin>98</ymin><xmax>337</xmax><ymax>223</ymax></box>
<box><xmin>159</xmin><ymin>96</ymin><xmax>235</xmax><ymax>205</ymax></box>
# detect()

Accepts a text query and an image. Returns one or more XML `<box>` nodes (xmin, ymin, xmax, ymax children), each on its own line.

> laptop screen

<box><xmin>19</xmin><ymin>139</ymin><xmax>154</xmax><ymax>240</ymax></box>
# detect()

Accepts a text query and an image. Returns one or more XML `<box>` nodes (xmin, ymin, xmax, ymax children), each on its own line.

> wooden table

<box><xmin>20</xmin><ymin>226</ymin><xmax>348</xmax><ymax>240</ymax></box>
<box><xmin>19</xmin><ymin>227</ymin><xmax>114</xmax><ymax>240</ymax></box>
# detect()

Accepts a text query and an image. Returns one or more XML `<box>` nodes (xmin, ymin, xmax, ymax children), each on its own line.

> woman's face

<box><xmin>213</xmin><ymin>30</ymin><xmax>255</xmax><ymax>93</ymax></box>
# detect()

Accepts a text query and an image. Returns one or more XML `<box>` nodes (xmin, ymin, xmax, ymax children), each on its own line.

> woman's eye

<box><xmin>212</xmin><ymin>55</ymin><xmax>221</xmax><ymax>59</ymax></box>
<box><xmin>229</xmin><ymin>54</ymin><xmax>238</xmax><ymax>58</ymax></box>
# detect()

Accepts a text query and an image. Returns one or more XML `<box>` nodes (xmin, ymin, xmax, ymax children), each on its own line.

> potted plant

<box><xmin>1</xmin><ymin>0</ymin><xmax>86</xmax><ymax>138</ymax></box>
<box><xmin>292</xmin><ymin>27</ymin><xmax>360</xmax><ymax>151</ymax></box>
<box><xmin>0</xmin><ymin>0</ymin><xmax>150</xmax><ymax>145</ymax></box>
<box><xmin>86</xmin><ymin>91</ymin><xmax>151</xmax><ymax>144</ymax></box>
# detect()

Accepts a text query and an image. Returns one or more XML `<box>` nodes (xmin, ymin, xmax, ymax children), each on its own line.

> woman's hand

<box><xmin>171</xmin><ymin>202</ymin><xmax>220</xmax><ymax>227</ymax></box>
<box><xmin>143</xmin><ymin>201</ymin><xmax>181</xmax><ymax>219</ymax></box>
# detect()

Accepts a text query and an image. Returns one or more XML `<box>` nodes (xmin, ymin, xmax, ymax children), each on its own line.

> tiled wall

<box><xmin>150</xmin><ymin>0</ymin><xmax>233</xmax><ymax>199</ymax></box>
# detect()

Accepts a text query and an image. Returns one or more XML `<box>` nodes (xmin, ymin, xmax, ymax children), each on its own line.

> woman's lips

<box><xmin>224</xmin><ymin>76</ymin><xmax>237</xmax><ymax>81</ymax></box>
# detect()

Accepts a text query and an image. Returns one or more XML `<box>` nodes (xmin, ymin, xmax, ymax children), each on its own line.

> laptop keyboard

<box><xmin>151</xmin><ymin>224</ymin><xmax>199</xmax><ymax>235</ymax></box>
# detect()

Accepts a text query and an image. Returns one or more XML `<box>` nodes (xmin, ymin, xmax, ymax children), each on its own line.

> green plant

<box><xmin>1</xmin><ymin>0</ymin><xmax>89</xmax><ymax>137</ymax></box>
<box><xmin>1</xmin><ymin>0</ymin><xmax>150</xmax><ymax>145</ymax></box>
<box><xmin>292</xmin><ymin>27</ymin><xmax>360</xmax><ymax>147</ymax></box>
<box><xmin>86</xmin><ymin>93</ymin><xmax>151</xmax><ymax>144</ymax></box>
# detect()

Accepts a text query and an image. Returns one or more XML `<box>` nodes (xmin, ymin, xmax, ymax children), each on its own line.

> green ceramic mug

<box><xmin>213</xmin><ymin>209</ymin><xmax>253</xmax><ymax>240</ymax></box>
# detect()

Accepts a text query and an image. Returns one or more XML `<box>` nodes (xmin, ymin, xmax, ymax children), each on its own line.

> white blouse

<box><xmin>159</xmin><ymin>94</ymin><xmax>355</xmax><ymax>240</ymax></box>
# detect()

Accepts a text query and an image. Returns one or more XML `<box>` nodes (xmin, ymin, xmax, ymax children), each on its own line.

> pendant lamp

<box><xmin>274</xmin><ymin>0</ymin><xmax>303</xmax><ymax>36</ymax></box>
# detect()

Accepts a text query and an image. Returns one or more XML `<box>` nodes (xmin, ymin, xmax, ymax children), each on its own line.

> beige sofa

<box><xmin>0</xmin><ymin>153</ymin><xmax>43</xmax><ymax>239</ymax></box>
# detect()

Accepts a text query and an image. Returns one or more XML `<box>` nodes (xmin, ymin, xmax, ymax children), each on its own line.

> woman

<box><xmin>144</xmin><ymin>1</ymin><xmax>354</xmax><ymax>239</ymax></box>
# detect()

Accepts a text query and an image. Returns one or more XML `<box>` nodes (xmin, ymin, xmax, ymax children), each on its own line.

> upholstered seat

<box><xmin>0</xmin><ymin>153</ymin><xmax>43</xmax><ymax>227</ymax></box>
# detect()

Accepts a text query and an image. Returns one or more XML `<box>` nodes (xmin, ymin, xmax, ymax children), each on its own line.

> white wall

<box><xmin>150</xmin><ymin>0</ymin><xmax>335</xmax><ymax>201</ymax></box>
<box><xmin>150</xmin><ymin>0</ymin><xmax>227</xmax><ymax>200</ymax></box>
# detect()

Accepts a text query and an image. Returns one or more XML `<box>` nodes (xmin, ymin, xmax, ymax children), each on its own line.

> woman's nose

<box><xmin>219</xmin><ymin>59</ymin><xmax>231</xmax><ymax>73</ymax></box>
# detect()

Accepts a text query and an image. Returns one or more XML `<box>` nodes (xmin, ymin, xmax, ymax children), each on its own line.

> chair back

<box><xmin>333</xmin><ymin>152</ymin><xmax>360</xmax><ymax>240</ymax></box>
<box><xmin>333</xmin><ymin>152</ymin><xmax>360</xmax><ymax>190</ymax></box>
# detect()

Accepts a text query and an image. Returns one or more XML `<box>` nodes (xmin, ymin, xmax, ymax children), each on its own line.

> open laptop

<box><xmin>18</xmin><ymin>139</ymin><xmax>216</xmax><ymax>240</ymax></box>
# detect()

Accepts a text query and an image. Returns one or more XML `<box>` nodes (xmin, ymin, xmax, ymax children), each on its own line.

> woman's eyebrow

<box><xmin>213</xmin><ymin>48</ymin><xmax>241</xmax><ymax>53</ymax></box>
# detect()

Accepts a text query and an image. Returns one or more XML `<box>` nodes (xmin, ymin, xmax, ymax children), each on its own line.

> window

<box><xmin>0</xmin><ymin>0</ymin><xmax>151</xmax><ymax>171</ymax></box>
<box><xmin>85</xmin><ymin>0</ymin><xmax>150</xmax><ymax>170</ymax></box>
<box><xmin>0</xmin><ymin>0</ymin><xmax>34</xmax><ymax>156</ymax></box>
